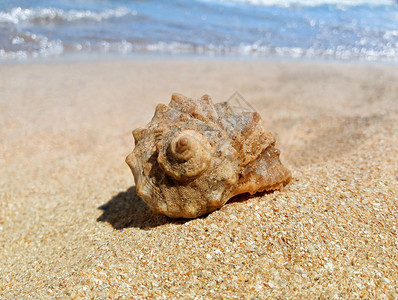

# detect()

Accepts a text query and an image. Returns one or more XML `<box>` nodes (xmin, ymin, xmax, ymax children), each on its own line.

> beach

<box><xmin>0</xmin><ymin>58</ymin><xmax>397</xmax><ymax>298</ymax></box>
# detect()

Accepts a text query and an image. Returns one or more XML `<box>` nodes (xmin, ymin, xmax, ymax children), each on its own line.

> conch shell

<box><xmin>126</xmin><ymin>93</ymin><xmax>291</xmax><ymax>218</ymax></box>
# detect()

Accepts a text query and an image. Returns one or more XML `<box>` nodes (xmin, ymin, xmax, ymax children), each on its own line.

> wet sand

<box><xmin>0</xmin><ymin>59</ymin><xmax>397</xmax><ymax>298</ymax></box>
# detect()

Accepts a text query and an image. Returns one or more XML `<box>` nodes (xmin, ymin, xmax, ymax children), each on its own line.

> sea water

<box><xmin>0</xmin><ymin>0</ymin><xmax>397</xmax><ymax>61</ymax></box>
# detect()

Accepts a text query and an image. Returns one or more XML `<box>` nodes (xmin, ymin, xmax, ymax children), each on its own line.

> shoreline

<box><xmin>2</xmin><ymin>51</ymin><xmax>398</xmax><ymax>67</ymax></box>
<box><xmin>1</xmin><ymin>58</ymin><xmax>397</xmax><ymax>298</ymax></box>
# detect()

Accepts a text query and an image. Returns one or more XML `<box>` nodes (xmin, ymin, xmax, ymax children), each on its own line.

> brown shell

<box><xmin>126</xmin><ymin>93</ymin><xmax>291</xmax><ymax>218</ymax></box>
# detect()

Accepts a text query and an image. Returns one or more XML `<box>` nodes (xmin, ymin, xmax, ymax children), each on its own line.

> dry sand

<box><xmin>0</xmin><ymin>59</ymin><xmax>397</xmax><ymax>298</ymax></box>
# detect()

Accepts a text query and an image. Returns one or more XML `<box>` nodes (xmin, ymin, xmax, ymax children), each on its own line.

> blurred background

<box><xmin>0</xmin><ymin>0</ymin><xmax>397</xmax><ymax>62</ymax></box>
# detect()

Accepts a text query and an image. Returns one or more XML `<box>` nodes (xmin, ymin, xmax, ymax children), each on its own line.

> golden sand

<box><xmin>0</xmin><ymin>59</ymin><xmax>397</xmax><ymax>298</ymax></box>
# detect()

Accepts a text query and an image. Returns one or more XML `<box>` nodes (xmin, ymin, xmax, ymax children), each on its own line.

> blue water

<box><xmin>0</xmin><ymin>0</ymin><xmax>397</xmax><ymax>61</ymax></box>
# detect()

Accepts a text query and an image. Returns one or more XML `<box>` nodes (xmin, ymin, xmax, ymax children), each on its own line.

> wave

<box><xmin>0</xmin><ymin>6</ymin><xmax>136</xmax><ymax>25</ymax></box>
<box><xmin>1</xmin><ymin>39</ymin><xmax>397</xmax><ymax>62</ymax></box>
<box><xmin>201</xmin><ymin>0</ymin><xmax>396</xmax><ymax>7</ymax></box>
<box><xmin>0</xmin><ymin>1</ymin><xmax>397</xmax><ymax>62</ymax></box>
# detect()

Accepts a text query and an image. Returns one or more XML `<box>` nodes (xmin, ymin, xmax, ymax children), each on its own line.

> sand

<box><xmin>0</xmin><ymin>58</ymin><xmax>397</xmax><ymax>298</ymax></box>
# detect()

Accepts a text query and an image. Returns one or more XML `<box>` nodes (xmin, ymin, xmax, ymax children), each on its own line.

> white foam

<box><xmin>0</xmin><ymin>6</ymin><xmax>135</xmax><ymax>25</ymax></box>
<box><xmin>201</xmin><ymin>0</ymin><xmax>395</xmax><ymax>7</ymax></box>
<box><xmin>2</xmin><ymin>39</ymin><xmax>398</xmax><ymax>62</ymax></box>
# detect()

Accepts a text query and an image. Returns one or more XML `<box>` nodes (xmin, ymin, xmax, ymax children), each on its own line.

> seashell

<box><xmin>126</xmin><ymin>93</ymin><xmax>291</xmax><ymax>218</ymax></box>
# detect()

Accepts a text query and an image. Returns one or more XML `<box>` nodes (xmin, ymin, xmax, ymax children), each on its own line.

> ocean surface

<box><xmin>0</xmin><ymin>0</ymin><xmax>397</xmax><ymax>62</ymax></box>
